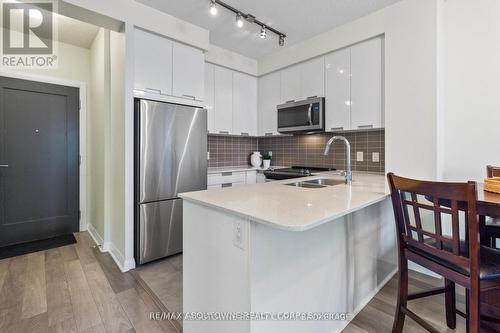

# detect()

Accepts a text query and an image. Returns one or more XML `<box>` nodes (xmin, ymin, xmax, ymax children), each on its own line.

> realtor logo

<box><xmin>1</xmin><ymin>0</ymin><xmax>58</xmax><ymax>68</ymax></box>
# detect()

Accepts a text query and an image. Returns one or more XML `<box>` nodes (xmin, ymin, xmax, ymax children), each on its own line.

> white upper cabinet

<box><xmin>325</xmin><ymin>48</ymin><xmax>351</xmax><ymax>131</ymax></box>
<box><xmin>233</xmin><ymin>72</ymin><xmax>257</xmax><ymax>136</ymax></box>
<box><xmin>350</xmin><ymin>37</ymin><xmax>382</xmax><ymax>130</ymax></box>
<box><xmin>213</xmin><ymin>66</ymin><xmax>233</xmax><ymax>134</ymax></box>
<box><xmin>134</xmin><ymin>28</ymin><xmax>173</xmax><ymax>95</ymax></box>
<box><xmin>204</xmin><ymin>63</ymin><xmax>215</xmax><ymax>133</ymax></box>
<box><xmin>172</xmin><ymin>42</ymin><xmax>204</xmax><ymax>101</ymax></box>
<box><xmin>258</xmin><ymin>72</ymin><xmax>281</xmax><ymax>136</ymax></box>
<box><xmin>280</xmin><ymin>65</ymin><xmax>301</xmax><ymax>103</ymax></box>
<box><xmin>301</xmin><ymin>57</ymin><xmax>325</xmax><ymax>99</ymax></box>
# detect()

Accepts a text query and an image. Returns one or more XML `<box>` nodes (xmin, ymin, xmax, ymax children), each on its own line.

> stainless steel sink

<box><xmin>284</xmin><ymin>182</ymin><xmax>327</xmax><ymax>189</ymax></box>
<box><xmin>303</xmin><ymin>178</ymin><xmax>345</xmax><ymax>186</ymax></box>
<box><xmin>284</xmin><ymin>178</ymin><xmax>345</xmax><ymax>188</ymax></box>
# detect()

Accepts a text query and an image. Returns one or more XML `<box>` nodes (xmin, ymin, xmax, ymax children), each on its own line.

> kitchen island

<box><xmin>179</xmin><ymin>172</ymin><xmax>397</xmax><ymax>333</ymax></box>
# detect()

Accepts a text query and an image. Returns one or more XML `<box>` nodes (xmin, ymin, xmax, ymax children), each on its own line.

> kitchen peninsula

<box><xmin>180</xmin><ymin>172</ymin><xmax>397</xmax><ymax>333</ymax></box>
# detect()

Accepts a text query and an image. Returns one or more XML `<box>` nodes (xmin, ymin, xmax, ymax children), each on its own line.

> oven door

<box><xmin>277</xmin><ymin>97</ymin><xmax>324</xmax><ymax>133</ymax></box>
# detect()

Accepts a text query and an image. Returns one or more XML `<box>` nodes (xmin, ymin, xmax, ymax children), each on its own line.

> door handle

<box><xmin>358</xmin><ymin>125</ymin><xmax>374</xmax><ymax>129</ymax></box>
<box><xmin>145</xmin><ymin>88</ymin><xmax>162</xmax><ymax>94</ymax></box>
<box><xmin>307</xmin><ymin>104</ymin><xmax>313</xmax><ymax>126</ymax></box>
<box><xmin>0</xmin><ymin>165</ymin><xmax>8</xmax><ymax>168</ymax></box>
<box><xmin>182</xmin><ymin>94</ymin><xmax>196</xmax><ymax>100</ymax></box>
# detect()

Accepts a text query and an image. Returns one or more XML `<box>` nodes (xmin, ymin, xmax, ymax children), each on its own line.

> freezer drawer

<box><xmin>138</xmin><ymin>199</ymin><xmax>183</xmax><ymax>264</ymax></box>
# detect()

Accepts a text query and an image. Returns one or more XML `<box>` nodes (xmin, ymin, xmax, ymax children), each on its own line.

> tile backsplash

<box><xmin>208</xmin><ymin>135</ymin><xmax>259</xmax><ymax>168</ymax></box>
<box><xmin>208</xmin><ymin>129</ymin><xmax>385</xmax><ymax>173</ymax></box>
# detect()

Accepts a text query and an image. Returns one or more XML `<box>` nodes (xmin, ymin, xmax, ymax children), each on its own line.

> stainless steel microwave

<box><xmin>277</xmin><ymin>97</ymin><xmax>325</xmax><ymax>133</ymax></box>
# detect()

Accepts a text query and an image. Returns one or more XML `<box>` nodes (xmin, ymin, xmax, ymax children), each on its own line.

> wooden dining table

<box><xmin>477</xmin><ymin>185</ymin><xmax>500</xmax><ymax>331</ymax></box>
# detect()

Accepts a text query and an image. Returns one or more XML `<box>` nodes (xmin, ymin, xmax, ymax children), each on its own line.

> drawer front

<box><xmin>207</xmin><ymin>171</ymin><xmax>247</xmax><ymax>186</ymax></box>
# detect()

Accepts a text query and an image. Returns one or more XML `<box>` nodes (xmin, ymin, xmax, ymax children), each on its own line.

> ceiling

<box><xmin>137</xmin><ymin>0</ymin><xmax>401</xmax><ymax>59</ymax></box>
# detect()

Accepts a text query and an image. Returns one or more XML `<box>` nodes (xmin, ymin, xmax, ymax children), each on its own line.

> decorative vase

<box><xmin>250</xmin><ymin>152</ymin><xmax>262</xmax><ymax>167</ymax></box>
<box><xmin>263</xmin><ymin>159</ymin><xmax>271</xmax><ymax>169</ymax></box>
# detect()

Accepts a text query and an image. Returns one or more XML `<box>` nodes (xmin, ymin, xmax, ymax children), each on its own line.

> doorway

<box><xmin>0</xmin><ymin>76</ymin><xmax>80</xmax><ymax>246</ymax></box>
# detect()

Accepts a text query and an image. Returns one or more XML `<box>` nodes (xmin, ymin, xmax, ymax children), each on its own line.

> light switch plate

<box><xmin>356</xmin><ymin>151</ymin><xmax>364</xmax><ymax>162</ymax></box>
<box><xmin>372</xmin><ymin>152</ymin><xmax>380</xmax><ymax>162</ymax></box>
<box><xmin>207</xmin><ymin>152</ymin><xmax>210</xmax><ymax>160</ymax></box>
<box><xmin>269</xmin><ymin>151</ymin><xmax>273</xmax><ymax>157</ymax></box>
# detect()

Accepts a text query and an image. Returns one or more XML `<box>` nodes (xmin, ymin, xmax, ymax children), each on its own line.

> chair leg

<box><xmin>392</xmin><ymin>257</ymin><xmax>408</xmax><ymax>333</ymax></box>
<box><xmin>445</xmin><ymin>279</ymin><xmax>456</xmax><ymax>329</ymax></box>
<box><xmin>469</xmin><ymin>285</ymin><xmax>481</xmax><ymax>333</ymax></box>
<box><xmin>466</xmin><ymin>290</ymin><xmax>470</xmax><ymax>333</ymax></box>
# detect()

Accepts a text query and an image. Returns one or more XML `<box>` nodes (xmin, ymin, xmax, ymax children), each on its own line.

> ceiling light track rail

<box><xmin>210</xmin><ymin>0</ymin><xmax>286</xmax><ymax>46</ymax></box>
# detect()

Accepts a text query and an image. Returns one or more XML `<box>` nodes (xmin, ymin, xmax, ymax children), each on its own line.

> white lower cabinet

<box><xmin>207</xmin><ymin>170</ymin><xmax>258</xmax><ymax>189</ymax></box>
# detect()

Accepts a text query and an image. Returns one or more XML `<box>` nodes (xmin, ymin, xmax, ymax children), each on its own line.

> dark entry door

<box><xmin>0</xmin><ymin>76</ymin><xmax>79</xmax><ymax>247</ymax></box>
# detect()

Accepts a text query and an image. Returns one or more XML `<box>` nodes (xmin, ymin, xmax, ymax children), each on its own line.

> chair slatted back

<box><xmin>387</xmin><ymin>173</ymin><xmax>479</xmax><ymax>276</ymax></box>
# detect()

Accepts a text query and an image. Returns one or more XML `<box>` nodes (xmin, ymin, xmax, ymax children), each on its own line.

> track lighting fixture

<box><xmin>260</xmin><ymin>26</ymin><xmax>267</xmax><ymax>39</ymax></box>
<box><xmin>236</xmin><ymin>13</ymin><xmax>243</xmax><ymax>28</ymax></box>
<box><xmin>209</xmin><ymin>0</ymin><xmax>217</xmax><ymax>15</ymax></box>
<box><xmin>208</xmin><ymin>0</ymin><xmax>286</xmax><ymax>46</ymax></box>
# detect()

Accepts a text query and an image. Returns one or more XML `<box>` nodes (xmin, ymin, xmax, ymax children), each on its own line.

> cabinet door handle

<box><xmin>285</xmin><ymin>100</ymin><xmax>295</xmax><ymax>104</ymax></box>
<box><xmin>219</xmin><ymin>131</ymin><xmax>229</xmax><ymax>134</ymax></box>
<box><xmin>221</xmin><ymin>172</ymin><xmax>233</xmax><ymax>177</ymax></box>
<box><xmin>265</xmin><ymin>132</ymin><xmax>273</xmax><ymax>136</ymax></box>
<box><xmin>307</xmin><ymin>96</ymin><xmax>318</xmax><ymax>99</ymax></box>
<box><xmin>331</xmin><ymin>127</ymin><xmax>344</xmax><ymax>131</ymax></box>
<box><xmin>221</xmin><ymin>183</ymin><xmax>232</xmax><ymax>188</ymax></box>
<box><xmin>0</xmin><ymin>164</ymin><xmax>8</xmax><ymax>168</ymax></box>
<box><xmin>182</xmin><ymin>94</ymin><xmax>196</xmax><ymax>100</ymax></box>
<box><xmin>145</xmin><ymin>88</ymin><xmax>162</xmax><ymax>94</ymax></box>
<box><xmin>358</xmin><ymin>125</ymin><xmax>374</xmax><ymax>129</ymax></box>
<box><xmin>240</xmin><ymin>132</ymin><xmax>249</xmax><ymax>136</ymax></box>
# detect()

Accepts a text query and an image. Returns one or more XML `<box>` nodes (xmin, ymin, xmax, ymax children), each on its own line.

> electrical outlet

<box><xmin>356</xmin><ymin>151</ymin><xmax>364</xmax><ymax>162</ymax></box>
<box><xmin>207</xmin><ymin>152</ymin><xmax>210</xmax><ymax>160</ymax></box>
<box><xmin>372</xmin><ymin>152</ymin><xmax>380</xmax><ymax>162</ymax></box>
<box><xmin>233</xmin><ymin>221</ymin><xmax>246</xmax><ymax>250</ymax></box>
<box><xmin>269</xmin><ymin>151</ymin><xmax>273</xmax><ymax>157</ymax></box>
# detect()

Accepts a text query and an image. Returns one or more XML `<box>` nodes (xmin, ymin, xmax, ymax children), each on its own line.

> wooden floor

<box><xmin>0</xmin><ymin>232</ymin><xmax>179</xmax><ymax>333</ymax></box>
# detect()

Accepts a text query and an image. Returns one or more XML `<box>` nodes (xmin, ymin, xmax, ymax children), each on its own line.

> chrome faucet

<box><xmin>324</xmin><ymin>135</ymin><xmax>352</xmax><ymax>185</ymax></box>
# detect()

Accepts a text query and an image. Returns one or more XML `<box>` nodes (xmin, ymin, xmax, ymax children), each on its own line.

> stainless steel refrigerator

<box><xmin>134</xmin><ymin>99</ymin><xmax>207</xmax><ymax>264</ymax></box>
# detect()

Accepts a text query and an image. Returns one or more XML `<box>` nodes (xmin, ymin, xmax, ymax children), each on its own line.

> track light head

<box><xmin>236</xmin><ymin>13</ymin><xmax>243</xmax><ymax>28</ymax></box>
<box><xmin>260</xmin><ymin>26</ymin><xmax>267</xmax><ymax>39</ymax></box>
<box><xmin>209</xmin><ymin>0</ymin><xmax>217</xmax><ymax>15</ymax></box>
<box><xmin>279</xmin><ymin>35</ymin><xmax>285</xmax><ymax>46</ymax></box>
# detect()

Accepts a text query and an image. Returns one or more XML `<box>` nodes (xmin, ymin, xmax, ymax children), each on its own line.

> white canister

<box><xmin>250</xmin><ymin>152</ymin><xmax>262</xmax><ymax>167</ymax></box>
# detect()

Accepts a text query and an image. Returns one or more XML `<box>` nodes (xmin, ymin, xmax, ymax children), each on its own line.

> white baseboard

<box><xmin>86</xmin><ymin>224</ymin><xmax>135</xmax><ymax>272</ymax></box>
<box><xmin>108</xmin><ymin>242</ymin><xmax>136</xmax><ymax>272</ymax></box>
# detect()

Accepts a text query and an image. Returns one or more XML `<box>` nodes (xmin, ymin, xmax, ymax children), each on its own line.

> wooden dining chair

<box><xmin>387</xmin><ymin>173</ymin><xmax>500</xmax><ymax>333</ymax></box>
<box><xmin>486</xmin><ymin>165</ymin><xmax>500</xmax><ymax>248</ymax></box>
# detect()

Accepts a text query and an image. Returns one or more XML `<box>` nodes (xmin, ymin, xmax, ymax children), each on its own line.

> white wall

<box><xmin>384</xmin><ymin>0</ymin><xmax>438</xmax><ymax>180</ymax></box>
<box><xmin>89</xmin><ymin>28</ymin><xmax>110</xmax><ymax>241</ymax></box>
<box><xmin>109</xmin><ymin>30</ymin><xmax>127</xmax><ymax>261</ymax></box>
<box><xmin>205</xmin><ymin>44</ymin><xmax>258</xmax><ymax>76</ymax></box>
<box><xmin>439</xmin><ymin>0</ymin><xmax>500</xmax><ymax>182</ymax></box>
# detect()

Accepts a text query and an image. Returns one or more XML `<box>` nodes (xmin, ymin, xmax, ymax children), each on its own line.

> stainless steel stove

<box><xmin>263</xmin><ymin>166</ymin><xmax>336</xmax><ymax>180</ymax></box>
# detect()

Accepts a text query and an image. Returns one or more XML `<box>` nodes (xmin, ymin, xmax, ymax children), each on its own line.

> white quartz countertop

<box><xmin>180</xmin><ymin>172</ymin><xmax>390</xmax><ymax>231</ymax></box>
